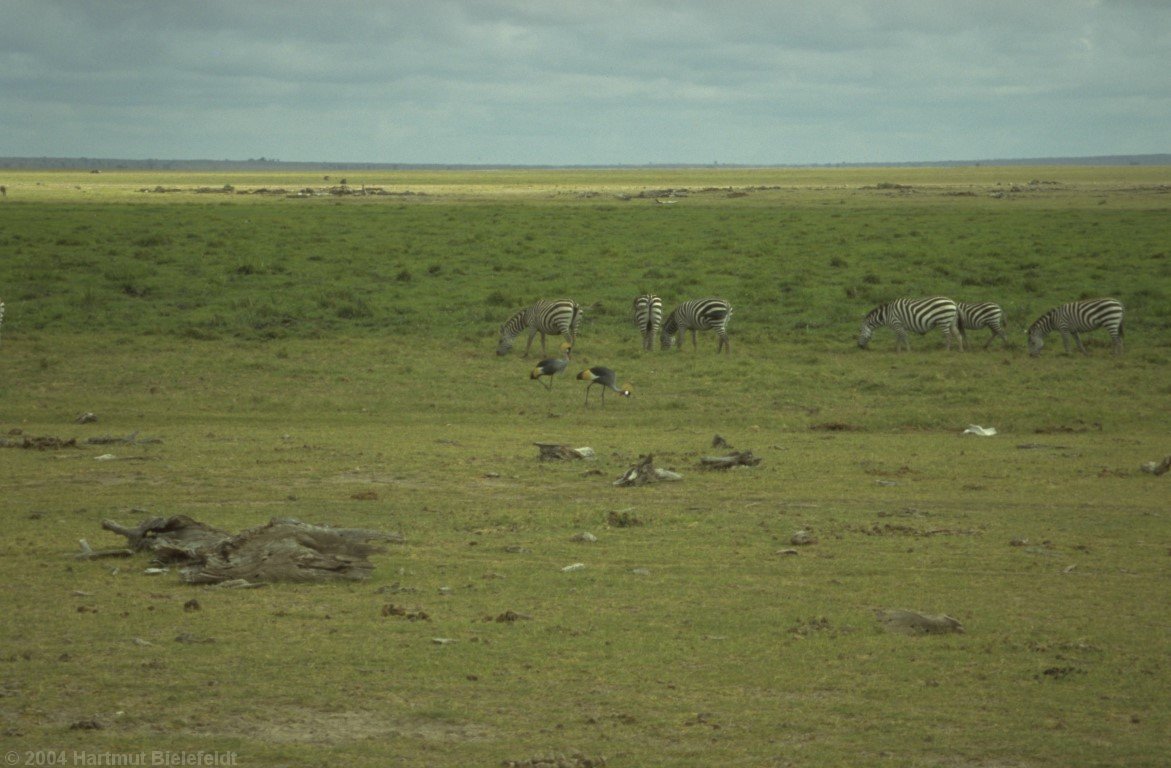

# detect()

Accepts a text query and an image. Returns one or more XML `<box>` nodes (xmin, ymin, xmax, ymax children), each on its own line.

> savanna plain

<box><xmin>1</xmin><ymin>166</ymin><xmax>1169</xmax><ymax>767</ymax></box>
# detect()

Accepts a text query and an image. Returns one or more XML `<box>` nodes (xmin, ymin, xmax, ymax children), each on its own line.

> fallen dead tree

<box><xmin>699</xmin><ymin>450</ymin><xmax>761</xmax><ymax>469</ymax></box>
<box><xmin>0</xmin><ymin>435</ymin><xmax>79</xmax><ymax>449</ymax></box>
<box><xmin>1140</xmin><ymin>455</ymin><xmax>1171</xmax><ymax>476</ymax></box>
<box><xmin>876</xmin><ymin>609</ymin><xmax>965</xmax><ymax>635</ymax></box>
<box><xmin>613</xmin><ymin>455</ymin><xmax>682</xmax><ymax>487</ymax></box>
<box><xmin>97</xmin><ymin>515</ymin><xmax>404</xmax><ymax>584</ymax></box>
<box><xmin>535</xmin><ymin>443</ymin><xmax>596</xmax><ymax>461</ymax></box>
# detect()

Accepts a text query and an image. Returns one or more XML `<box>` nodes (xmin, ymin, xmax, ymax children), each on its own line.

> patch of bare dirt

<box><xmin>186</xmin><ymin>707</ymin><xmax>494</xmax><ymax>744</ymax></box>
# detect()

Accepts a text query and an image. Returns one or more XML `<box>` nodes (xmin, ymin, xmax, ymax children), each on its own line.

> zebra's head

<box><xmin>496</xmin><ymin>309</ymin><xmax>526</xmax><ymax>355</ymax></box>
<box><xmin>1025</xmin><ymin>315</ymin><xmax>1047</xmax><ymax>356</ymax></box>
<box><xmin>660</xmin><ymin>313</ymin><xmax>678</xmax><ymax>349</ymax></box>
<box><xmin>1026</xmin><ymin>329</ymin><xmax>1044</xmax><ymax>357</ymax></box>
<box><xmin>857</xmin><ymin>308</ymin><xmax>881</xmax><ymax>348</ymax></box>
<box><xmin>857</xmin><ymin>320</ymin><xmax>877</xmax><ymax>348</ymax></box>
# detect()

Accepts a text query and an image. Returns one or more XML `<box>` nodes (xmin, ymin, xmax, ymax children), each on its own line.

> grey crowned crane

<box><xmin>530</xmin><ymin>342</ymin><xmax>572</xmax><ymax>389</ymax></box>
<box><xmin>576</xmin><ymin>366</ymin><xmax>632</xmax><ymax>408</ymax></box>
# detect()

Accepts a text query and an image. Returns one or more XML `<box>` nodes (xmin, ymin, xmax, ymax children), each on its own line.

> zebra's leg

<box><xmin>1071</xmin><ymin>331</ymin><xmax>1088</xmax><ymax>355</ymax></box>
<box><xmin>1059</xmin><ymin>330</ymin><xmax>1073</xmax><ymax>354</ymax></box>
<box><xmin>523</xmin><ymin>328</ymin><xmax>540</xmax><ymax>357</ymax></box>
<box><xmin>717</xmin><ymin>331</ymin><xmax>729</xmax><ymax>354</ymax></box>
<box><xmin>1112</xmin><ymin>333</ymin><xmax>1124</xmax><ymax>355</ymax></box>
<box><xmin>690</xmin><ymin>329</ymin><xmax>698</xmax><ymax>351</ymax></box>
<box><xmin>894</xmin><ymin>329</ymin><xmax>909</xmax><ymax>352</ymax></box>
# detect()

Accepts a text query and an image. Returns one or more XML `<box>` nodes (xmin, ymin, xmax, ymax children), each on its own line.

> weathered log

<box><xmin>98</xmin><ymin>516</ymin><xmax>404</xmax><ymax>584</ymax></box>
<box><xmin>0</xmin><ymin>435</ymin><xmax>78</xmax><ymax>450</ymax></box>
<box><xmin>876</xmin><ymin>609</ymin><xmax>964</xmax><ymax>635</ymax></box>
<box><xmin>535</xmin><ymin>443</ymin><xmax>595</xmax><ymax>461</ymax></box>
<box><xmin>613</xmin><ymin>455</ymin><xmax>682</xmax><ymax>487</ymax></box>
<box><xmin>1140</xmin><ymin>455</ymin><xmax>1171</xmax><ymax>475</ymax></box>
<box><xmin>699</xmin><ymin>450</ymin><xmax>761</xmax><ymax>469</ymax></box>
<box><xmin>101</xmin><ymin>515</ymin><xmax>229</xmax><ymax>560</ymax></box>
<box><xmin>86</xmin><ymin>431</ymin><xmax>163</xmax><ymax>446</ymax></box>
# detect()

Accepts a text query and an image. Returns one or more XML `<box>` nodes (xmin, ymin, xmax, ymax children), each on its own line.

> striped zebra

<box><xmin>956</xmin><ymin>301</ymin><xmax>1008</xmax><ymax>350</ymax></box>
<box><xmin>661</xmin><ymin>298</ymin><xmax>733</xmax><ymax>353</ymax></box>
<box><xmin>496</xmin><ymin>299</ymin><xmax>583</xmax><ymax>357</ymax></box>
<box><xmin>1027</xmin><ymin>298</ymin><xmax>1124</xmax><ymax>357</ymax></box>
<box><xmin>632</xmin><ymin>294</ymin><xmax>663</xmax><ymax>351</ymax></box>
<box><xmin>0</xmin><ymin>299</ymin><xmax>5</xmax><ymax>346</ymax></box>
<box><xmin>858</xmin><ymin>296</ymin><xmax>960</xmax><ymax>351</ymax></box>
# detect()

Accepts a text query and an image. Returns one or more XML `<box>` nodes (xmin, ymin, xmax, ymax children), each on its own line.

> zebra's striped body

<box><xmin>632</xmin><ymin>294</ymin><xmax>663</xmax><ymax>351</ymax></box>
<box><xmin>858</xmin><ymin>296</ymin><xmax>959</xmax><ymax>351</ymax></box>
<box><xmin>661</xmin><ymin>298</ymin><xmax>733</xmax><ymax>354</ymax></box>
<box><xmin>1027</xmin><ymin>298</ymin><xmax>1124</xmax><ymax>357</ymax></box>
<box><xmin>496</xmin><ymin>299</ymin><xmax>583</xmax><ymax>357</ymax></box>
<box><xmin>956</xmin><ymin>301</ymin><xmax>1008</xmax><ymax>350</ymax></box>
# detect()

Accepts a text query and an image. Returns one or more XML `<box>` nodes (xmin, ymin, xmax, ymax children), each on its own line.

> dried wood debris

<box><xmin>613</xmin><ymin>455</ymin><xmax>682</xmax><ymax>487</ymax></box>
<box><xmin>876</xmin><ymin>609</ymin><xmax>965</xmax><ymax>635</ymax></box>
<box><xmin>97</xmin><ymin>515</ymin><xmax>404</xmax><ymax>584</ymax></box>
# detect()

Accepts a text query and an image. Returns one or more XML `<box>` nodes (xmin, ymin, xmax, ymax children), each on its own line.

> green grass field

<box><xmin>1</xmin><ymin>167</ymin><xmax>1169</xmax><ymax>767</ymax></box>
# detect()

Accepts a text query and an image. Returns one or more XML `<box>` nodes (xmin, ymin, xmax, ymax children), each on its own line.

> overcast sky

<box><xmin>2</xmin><ymin>1</ymin><xmax>1168</xmax><ymax>165</ymax></box>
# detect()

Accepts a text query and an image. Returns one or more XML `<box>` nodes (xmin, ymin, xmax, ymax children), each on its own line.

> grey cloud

<box><xmin>1</xmin><ymin>0</ymin><xmax>1167</xmax><ymax>163</ymax></box>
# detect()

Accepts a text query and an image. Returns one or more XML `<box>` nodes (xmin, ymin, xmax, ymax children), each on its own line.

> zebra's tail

<box><xmin>569</xmin><ymin>303</ymin><xmax>583</xmax><ymax>342</ymax></box>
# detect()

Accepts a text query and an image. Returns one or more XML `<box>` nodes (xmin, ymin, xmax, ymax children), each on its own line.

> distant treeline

<box><xmin>0</xmin><ymin>154</ymin><xmax>1169</xmax><ymax>171</ymax></box>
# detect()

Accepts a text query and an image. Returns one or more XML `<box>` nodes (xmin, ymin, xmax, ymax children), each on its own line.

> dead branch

<box><xmin>535</xmin><ymin>443</ymin><xmax>595</xmax><ymax>461</ymax></box>
<box><xmin>613</xmin><ymin>455</ymin><xmax>683</xmax><ymax>487</ymax></box>
<box><xmin>699</xmin><ymin>450</ymin><xmax>761</xmax><ymax>469</ymax></box>
<box><xmin>98</xmin><ymin>515</ymin><xmax>404</xmax><ymax>584</ymax></box>
<box><xmin>86</xmin><ymin>431</ymin><xmax>163</xmax><ymax>446</ymax></box>
<box><xmin>876</xmin><ymin>609</ymin><xmax>965</xmax><ymax>635</ymax></box>
<box><xmin>73</xmin><ymin>539</ymin><xmax>135</xmax><ymax>560</ymax></box>
<box><xmin>1140</xmin><ymin>455</ymin><xmax>1171</xmax><ymax>475</ymax></box>
<box><xmin>0</xmin><ymin>435</ymin><xmax>78</xmax><ymax>449</ymax></box>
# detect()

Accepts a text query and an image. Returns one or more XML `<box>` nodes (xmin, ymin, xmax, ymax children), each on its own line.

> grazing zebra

<box><xmin>632</xmin><ymin>294</ymin><xmax>663</xmax><ymax>351</ymax></box>
<box><xmin>858</xmin><ymin>296</ymin><xmax>960</xmax><ymax>351</ymax></box>
<box><xmin>661</xmin><ymin>298</ymin><xmax>733</xmax><ymax>353</ymax></box>
<box><xmin>1027</xmin><ymin>298</ymin><xmax>1124</xmax><ymax>357</ymax></box>
<box><xmin>956</xmin><ymin>301</ymin><xmax>1008</xmax><ymax>350</ymax></box>
<box><xmin>496</xmin><ymin>299</ymin><xmax>583</xmax><ymax>357</ymax></box>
